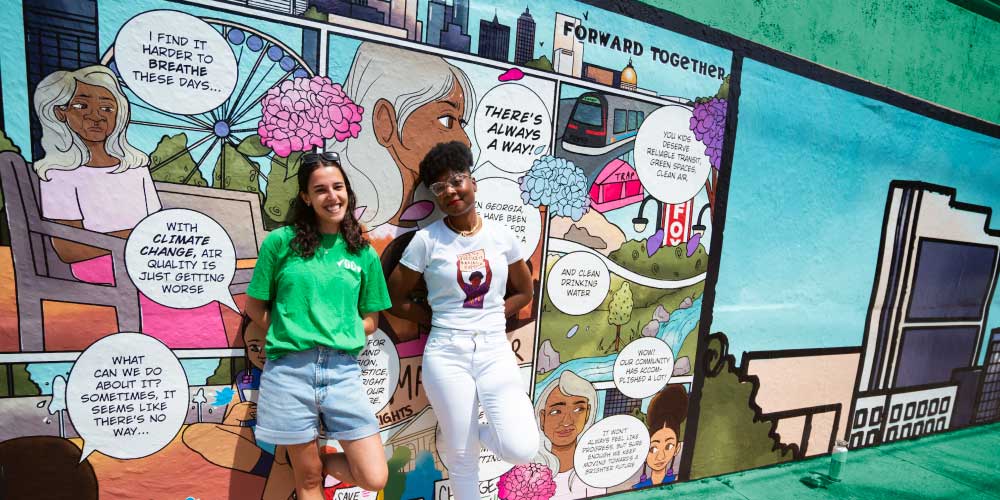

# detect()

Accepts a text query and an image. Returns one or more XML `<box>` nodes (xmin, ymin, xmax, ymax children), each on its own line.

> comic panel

<box><xmin>693</xmin><ymin>60</ymin><xmax>1000</xmax><ymax>479</ymax></box>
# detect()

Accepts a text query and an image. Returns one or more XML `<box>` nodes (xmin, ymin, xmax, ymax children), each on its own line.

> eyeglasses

<box><xmin>301</xmin><ymin>151</ymin><xmax>340</xmax><ymax>166</ymax></box>
<box><xmin>429</xmin><ymin>173</ymin><xmax>471</xmax><ymax>197</ymax></box>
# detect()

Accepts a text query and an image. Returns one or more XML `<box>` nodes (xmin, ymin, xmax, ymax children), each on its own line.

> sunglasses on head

<box><xmin>301</xmin><ymin>151</ymin><xmax>340</xmax><ymax>165</ymax></box>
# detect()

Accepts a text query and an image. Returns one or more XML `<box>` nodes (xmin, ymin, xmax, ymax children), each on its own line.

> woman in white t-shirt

<box><xmin>389</xmin><ymin>141</ymin><xmax>538</xmax><ymax>500</ymax></box>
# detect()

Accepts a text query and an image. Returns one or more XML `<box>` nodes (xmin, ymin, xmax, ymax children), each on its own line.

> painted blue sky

<box><xmin>415</xmin><ymin>0</ymin><xmax>730</xmax><ymax>99</ymax></box>
<box><xmin>714</xmin><ymin>59</ymin><xmax>1000</xmax><ymax>361</ymax></box>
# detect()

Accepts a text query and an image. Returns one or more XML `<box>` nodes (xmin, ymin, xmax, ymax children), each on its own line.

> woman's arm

<box><xmin>244</xmin><ymin>297</ymin><xmax>271</xmax><ymax>332</ymax></box>
<box><xmin>504</xmin><ymin>259</ymin><xmax>533</xmax><ymax>318</ymax></box>
<box><xmin>388</xmin><ymin>265</ymin><xmax>432</xmax><ymax>327</ymax></box>
<box><xmin>49</xmin><ymin>219</ymin><xmax>131</xmax><ymax>263</ymax></box>
<box><xmin>221</xmin><ymin>383</ymin><xmax>257</xmax><ymax>425</ymax></box>
<box><xmin>361</xmin><ymin>312</ymin><xmax>379</xmax><ymax>335</ymax></box>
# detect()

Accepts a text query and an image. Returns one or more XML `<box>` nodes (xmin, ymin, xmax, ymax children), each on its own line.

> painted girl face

<box><xmin>646</xmin><ymin>427</ymin><xmax>678</xmax><ymax>472</ymax></box>
<box><xmin>540</xmin><ymin>388</ymin><xmax>590</xmax><ymax>447</ymax></box>
<box><xmin>243</xmin><ymin>320</ymin><xmax>267</xmax><ymax>370</ymax></box>
<box><xmin>55</xmin><ymin>82</ymin><xmax>117</xmax><ymax>144</ymax></box>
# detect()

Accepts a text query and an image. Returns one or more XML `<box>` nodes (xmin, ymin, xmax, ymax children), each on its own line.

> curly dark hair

<box><xmin>418</xmin><ymin>140</ymin><xmax>473</xmax><ymax>188</ymax></box>
<box><xmin>646</xmin><ymin>385</ymin><xmax>689</xmax><ymax>437</ymax></box>
<box><xmin>287</xmin><ymin>154</ymin><xmax>368</xmax><ymax>257</ymax></box>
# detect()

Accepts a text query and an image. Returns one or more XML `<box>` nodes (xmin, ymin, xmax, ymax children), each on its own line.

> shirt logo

<box><xmin>338</xmin><ymin>259</ymin><xmax>361</xmax><ymax>273</ymax></box>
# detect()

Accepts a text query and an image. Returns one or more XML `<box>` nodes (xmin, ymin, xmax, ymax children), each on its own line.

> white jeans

<box><xmin>423</xmin><ymin>328</ymin><xmax>539</xmax><ymax>500</ymax></box>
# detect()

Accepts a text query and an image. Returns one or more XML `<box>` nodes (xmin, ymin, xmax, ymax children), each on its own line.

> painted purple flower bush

<box><xmin>689</xmin><ymin>97</ymin><xmax>726</xmax><ymax>169</ymax></box>
<box><xmin>258</xmin><ymin>76</ymin><xmax>363</xmax><ymax>157</ymax></box>
<box><xmin>497</xmin><ymin>463</ymin><xmax>556</xmax><ymax>500</ymax></box>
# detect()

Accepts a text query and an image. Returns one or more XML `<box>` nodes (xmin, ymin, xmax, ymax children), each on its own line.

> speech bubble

<box><xmin>358</xmin><ymin>329</ymin><xmax>400</xmax><ymax>414</ymax></box>
<box><xmin>613</xmin><ymin>337</ymin><xmax>675</xmax><ymax>399</ymax></box>
<box><xmin>114</xmin><ymin>10</ymin><xmax>238</xmax><ymax>115</ymax></box>
<box><xmin>125</xmin><ymin>208</ymin><xmax>238</xmax><ymax>312</ymax></box>
<box><xmin>546</xmin><ymin>252</ymin><xmax>610</xmax><ymax>315</ymax></box>
<box><xmin>633</xmin><ymin>105</ymin><xmax>712</xmax><ymax>204</ymax></box>
<box><xmin>574</xmin><ymin>415</ymin><xmax>650</xmax><ymax>488</ymax></box>
<box><xmin>474</xmin><ymin>84</ymin><xmax>552</xmax><ymax>174</ymax></box>
<box><xmin>475</xmin><ymin>178</ymin><xmax>542</xmax><ymax>258</ymax></box>
<box><xmin>66</xmin><ymin>333</ymin><xmax>189</xmax><ymax>461</ymax></box>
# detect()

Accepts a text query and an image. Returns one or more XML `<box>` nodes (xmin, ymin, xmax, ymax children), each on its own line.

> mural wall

<box><xmin>0</xmin><ymin>0</ymin><xmax>996</xmax><ymax>499</ymax></box>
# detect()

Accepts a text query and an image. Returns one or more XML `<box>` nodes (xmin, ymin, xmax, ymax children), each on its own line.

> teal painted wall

<box><xmin>642</xmin><ymin>0</ymin><xmax>1000</xmax><ymax>123</ymax></box>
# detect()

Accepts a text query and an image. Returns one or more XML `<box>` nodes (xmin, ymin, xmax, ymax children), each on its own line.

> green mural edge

<box><xmin>641</xmin><ymin>0</ymin><xmax>1000</xmax><ymax>123</ymax></box>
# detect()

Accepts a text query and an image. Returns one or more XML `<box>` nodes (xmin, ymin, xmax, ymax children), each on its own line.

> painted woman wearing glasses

<box><xmin>388</xmin><ymin>141</ymin><xmax>538</xmax><ymax>500</ymax></box>
<box><xmin>245</xmin><ymin>152</ymin><xmax>391</xmax><ymax>500</ymax></box>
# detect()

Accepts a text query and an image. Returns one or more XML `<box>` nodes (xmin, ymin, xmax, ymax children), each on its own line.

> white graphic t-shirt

<box><xmin>400</xmin><ymin>218</ymin><xmax>524</xmax><ymax>331</ymax></box>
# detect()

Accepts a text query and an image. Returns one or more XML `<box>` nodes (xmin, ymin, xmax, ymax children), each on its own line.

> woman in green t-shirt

<box><xmin>244</xmin><ymin>152</ymin><xmax>391</xmax><ymax>500</ymax></box>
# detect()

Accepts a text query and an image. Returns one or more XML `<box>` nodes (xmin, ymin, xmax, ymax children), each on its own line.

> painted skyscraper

<box><xmin>23</xmin><ymin>0</ymin><xmax>100</xmax><ymax>159</ymax></box>
<box><xmin>388</xmin><ymin>0</ymin><xmax>421</xmax><ymax>40</ymax></box>
<box><xmin>311</xmin><ymin>0</ymin><xmax>385</xmax><ymax>23</ymax></box>
<box><xmin>453</xmin><ymin>0</ymin><xmax>469</xmax><ymax>35</ymax></box>
<box><xmin>478</xmin><ymin>14</ymin><xmax>510</xmax><ymax>62</ymax></box>
<box><xmin>244</xmin><ymin>0</ymin><xmax>309</xmax><ymax>14</ymax></box>
<box><xmin>848</xmin><ymin>183</ymin><xmax>1000</xmax><ymax>448</ymax></box>
<box><xmin>514</xmin><ymin>7</ymin><xmax>536</xmax><ymax>65</ymax></box>
<box><xmin>426</xmin><ymin>0</ymin><xmax>469</xmax><ymax>51</ymax></box>
<box><xmin>552</xmin><ymin>13</ymin><xmax>583</xmax><ymax>77</ymax></box>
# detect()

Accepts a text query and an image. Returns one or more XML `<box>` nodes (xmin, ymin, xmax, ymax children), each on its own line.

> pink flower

<box><xmin>258</xmin><ymin>76</ymin><xmax>364</xmax><ymax>157</ymax></box>
<box><xmin>497</xmin><ymin>463</ymin><xmax>556</xmax><ymax>500</ymax></box>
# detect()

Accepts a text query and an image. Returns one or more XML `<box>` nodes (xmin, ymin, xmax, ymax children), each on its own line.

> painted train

<box><xmin>562</xmin><ymin>91</ymin><xmax>669</xmax><ymax>152</ymax></box>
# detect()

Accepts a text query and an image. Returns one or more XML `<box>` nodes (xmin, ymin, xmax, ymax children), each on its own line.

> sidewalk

<box><xmin>621</xmin><ymin>422</ymin><xmax>1000</xmax><ymax>499</ymax></box>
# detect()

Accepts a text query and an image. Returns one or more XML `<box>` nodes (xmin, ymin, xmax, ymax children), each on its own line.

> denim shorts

<box><xmin>255</xmin><ymin>346</ymin><xmax>380</xmax><ymax>445</ymax></box>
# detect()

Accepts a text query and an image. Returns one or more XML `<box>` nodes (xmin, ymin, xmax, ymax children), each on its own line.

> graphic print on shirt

<box><xmin>338</xmin><ymin>258</ymin><xmax>361</xmax><ymax>274</ymax></box>
<box><xmin>456</xmin><ymin>249</ymin><xmax>492</xmax><ymax>309</ymax></box>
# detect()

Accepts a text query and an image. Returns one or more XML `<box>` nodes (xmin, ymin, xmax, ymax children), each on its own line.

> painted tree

<box><xmin>690</xmin><ymin>332</ymin><xmax>793</xmax><ymax>478</ymax></box>
<box><xmin>382</xmin><ymin>446</ymin><xmax>412</xmax><ymax>500</ymax></box>
<box><xmin>519</xmin><ymin>155</ymin><xmax>589</xmax><ymax>221</ymax></box>
<box><xmin>607</xmin><ymin>282</ymin><xmax>633</xmax><ymax>352</ymax></box>
<box><xmin>524</xmin><ymin>55</ymin><xmax>554</xmax><ymax>72</ymax></box>
<box><xmin>212</xmin><ymin>142</ymin><xmax>261</xmax><ymax>194</ymax></box>
<box><xmin>262</xmin><ymin>152</ymin><xmax>302</xmax><ymax>229</ymax></box>
<box><xmin>688</xmin><ymin>76</ymin><xmax>730</xmax><ymax>215</ymax></box>
<box><xmin>148</xmin><ymin>133</ymin><xmax>208</xmax><ymax>186</ymax></box>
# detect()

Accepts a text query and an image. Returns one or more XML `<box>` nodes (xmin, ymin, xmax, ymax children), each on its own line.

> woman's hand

<box><xmin>223</xmin><ymin>401</ymin><xmax>257</xmax><ymax>425</ymax></box>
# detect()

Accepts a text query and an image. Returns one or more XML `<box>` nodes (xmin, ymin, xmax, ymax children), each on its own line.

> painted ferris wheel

<box><xmin>102</xmin><ymin>13</ymin><xmax>315</xmax><ymax>193</ymax></box>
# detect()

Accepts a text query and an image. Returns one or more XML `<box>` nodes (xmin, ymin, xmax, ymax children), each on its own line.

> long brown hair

<box><xmin>287</xmin><ymin>153</ymin><xmax>367</xmax><ymax>257</ymax></box>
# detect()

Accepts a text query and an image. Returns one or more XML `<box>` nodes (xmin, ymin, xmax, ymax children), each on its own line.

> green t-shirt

<box><xmin>247</xmin><ymin>226</ymin><xmax>391</xmax><ymax>359</ymax></box>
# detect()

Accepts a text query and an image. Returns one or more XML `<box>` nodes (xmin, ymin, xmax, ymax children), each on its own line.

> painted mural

<box><xmin>0</xmin><ymin>0</ymin><xmax>996</xmax><ymax>499</ymax></box>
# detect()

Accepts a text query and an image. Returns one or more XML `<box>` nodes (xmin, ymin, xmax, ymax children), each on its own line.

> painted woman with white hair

<box><xmin>34</xmin><ymin>65</ymin><xmax>155</xmax><ymax>260</ymax></box>
<box><xmin>32</xmin><ymin>65</ymin><xmax>227</xmax><ymax>348</ymax></box>
<box><xmin>328</xmin><ymin>42</ymin><xmax>476</xmax><ymax>229</ymax></box>
<box><xmin>534</xmin><ymin>370</ymin><xmax>607</xmax><ymax>499</ymax></box>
